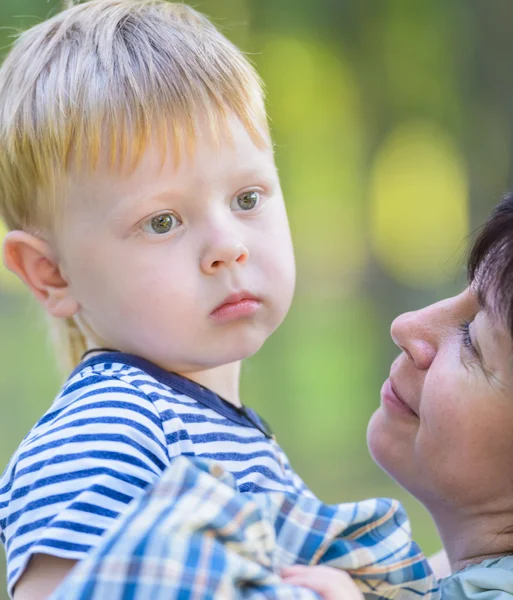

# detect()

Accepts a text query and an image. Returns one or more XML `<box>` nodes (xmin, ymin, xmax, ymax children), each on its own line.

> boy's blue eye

<box><xmin>142</xmin><ymin>212</ymin><xmax>181</xmax><ymax>234</ymax></box>
<box><xmin>232</xmin><ymin>191</ymin><xmax>259</xmax><ymax>211</ymax></box>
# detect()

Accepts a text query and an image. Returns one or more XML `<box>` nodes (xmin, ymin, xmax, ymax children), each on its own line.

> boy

<box><xmin>0</xmin><ymin>1</ymin><xmax>435</xmax><ymax>598</ymax></box>
<box><xmin>0</xmin><ymin>0</ymin><xmax>302</xmax><ymax>594</ymax></box>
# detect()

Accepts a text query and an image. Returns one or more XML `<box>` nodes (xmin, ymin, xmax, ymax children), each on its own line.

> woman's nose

<box><xmin>390</xmin><ymin>308</ymin><xmax>438</xmax><ymax>370</ymax></box>
<box><xmin>200</xmin><ymin>240</ymin><xmax>249</xmax><ymax>275</ymax></box>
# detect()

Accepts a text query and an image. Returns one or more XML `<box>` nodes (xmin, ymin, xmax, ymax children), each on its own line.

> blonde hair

<box><xmin>0</xmin><ymin>0</ymin><xmax>268</xmax><ymax>373</ymax></box>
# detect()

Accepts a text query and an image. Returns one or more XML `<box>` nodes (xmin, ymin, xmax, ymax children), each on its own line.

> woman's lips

<box><xmin>381</xmin><ymin>378</ymin><xmax>418</xmax><ymax>417</ymax></box>
<box><xmin>210</xmin><ymin>292</ymin><xmax>261</xmax><ymax>322</ymax></box>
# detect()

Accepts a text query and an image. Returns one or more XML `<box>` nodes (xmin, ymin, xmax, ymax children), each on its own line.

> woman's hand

<box><xmin>281</xmin><ymin>565</ymin><xmax>364</xmax><ymax>600</ymax></box>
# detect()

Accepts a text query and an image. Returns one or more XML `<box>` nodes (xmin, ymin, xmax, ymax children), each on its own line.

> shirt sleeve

<box><xmin>1</xmin><ymin>372</ymin><xmax>172</xmax><ymax>595</ymax></box>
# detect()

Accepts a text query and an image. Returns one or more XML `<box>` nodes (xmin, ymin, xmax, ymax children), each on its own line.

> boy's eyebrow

<box><xmin>229</xmin><ymin>167</ymin><xmax>277</xmax><ymax>185</ymax></box>
<box><xmin>104</xmin><ymin>189</ymin><xmax>184</xmax><ymax>223</ymax></box>
<box><xmin>103</xmin><ymin>158</ymin><xmax>278</xmax><ymax>217</ymax></box>
<box><xmin>137</xmin><ymin>189</ymin><xmax>183</xmax><ymax>204</ymax></box>
<box><xmin>119</xmin><ymin>167</ymin><xmax>276</xmax><ymax>203</ymax></box>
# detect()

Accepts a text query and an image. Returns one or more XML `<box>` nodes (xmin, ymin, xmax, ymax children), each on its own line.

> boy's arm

<box><xmin>13</xmin><ymin>555</ymin><xmax>77</xmax><ymax>600</ymax></box>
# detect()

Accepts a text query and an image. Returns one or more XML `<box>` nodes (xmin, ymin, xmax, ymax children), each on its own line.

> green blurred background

<box><xmin>1</xmin><ymin>0</ymin><xmax>512</xmax><ymax>596</ymax></box>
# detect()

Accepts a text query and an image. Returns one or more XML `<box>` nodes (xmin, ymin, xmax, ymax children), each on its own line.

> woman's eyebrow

<box><xmin>476</xmin><ymin>287</ymin><xmax>510</xmax><ymax>351</ymax></box>
<box><xmin>476</xmin><ymin>287</ymin><xmax>495</xmax><ymax>319</ymax></box>
<box><xmin>477</xmin><ymin>288</ymin><xmax>487</xmax><ymax>312</ymax></box>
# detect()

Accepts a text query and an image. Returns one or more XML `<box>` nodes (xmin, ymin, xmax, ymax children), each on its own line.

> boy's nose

<box><xmin>200</xmin><ymin>241</ymin><xmax>249</xmax><ymax>275</ymax></box>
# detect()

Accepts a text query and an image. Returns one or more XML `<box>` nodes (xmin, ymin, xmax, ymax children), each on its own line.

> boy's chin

<box><xmin>199</xmin><ymin>336</ymin><xmax>266</xmax><ymax>368</ymax></box>
<box><xmin>226</xmin><ymin>336</ymin><xmax>268</xmax><ymax>363</ymax></box>
<box><xmin>221</xmin><ymin>324</ymin><xmax>277</xmax><ymax>360</ymax></box>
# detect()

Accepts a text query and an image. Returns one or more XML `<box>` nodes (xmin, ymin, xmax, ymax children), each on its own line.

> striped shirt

<box><xmin>0</xmin><ymin>352</ymin><xmax>310</xmax><ymax>596</ymax></box>
<box><xmin>51</xmin><ymin>456</ymin><xmax>439</xmax><ymax>600</ymax></box>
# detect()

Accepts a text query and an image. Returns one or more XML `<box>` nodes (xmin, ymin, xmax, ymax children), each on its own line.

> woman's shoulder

<box><xmin>441</xmin><ymin>556</ymin><xmax>513</xmax><ymax>600</ymax></box>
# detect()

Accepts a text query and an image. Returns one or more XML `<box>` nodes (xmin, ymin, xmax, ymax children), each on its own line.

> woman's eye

<box><xmin>458</xmin><ymin>320</ymin><xmax>478</xmax><ymax>357</ymax></box>
<box><xmin>142</xmin><ymin>212</ymin><xmax>181</xmax><ymax>235</ymax></box>
<box><xmin>231</xmin><ymin>190</ymin><xmax>260</xmax><ymax>211</ymax></box>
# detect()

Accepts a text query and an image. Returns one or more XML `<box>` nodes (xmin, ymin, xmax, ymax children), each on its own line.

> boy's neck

<box><xmin>180</xmin><ymin>361</ymin><xmax>242</xmax><ymax>407</ymax></box>
<box><xmin>427</xmin><ymin>497</ymin><xmax>513</xmax><ymax>574</ymax></box>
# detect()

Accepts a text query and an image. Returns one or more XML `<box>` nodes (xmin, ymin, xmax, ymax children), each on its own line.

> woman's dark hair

<box><xmin>468</xmin><ymin>191</ymin><xmax>513</xmax><ymax>334</ymax></box>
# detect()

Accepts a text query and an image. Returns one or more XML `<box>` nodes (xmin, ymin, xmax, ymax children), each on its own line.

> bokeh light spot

<box><xmin>370</xmin><ymin>121</ymin><xmax>468</xmax><ymax>288</ymax></box>
<box><xmin>258</xmin><ymin>35</ymin><xmax>367</xmax><ymax>286</ymax></box>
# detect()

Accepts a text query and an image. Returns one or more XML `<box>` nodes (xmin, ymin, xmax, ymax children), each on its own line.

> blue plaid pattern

<box><xmin>51</xmin><ymin>456</ymin><xmax>438</xmax><ymax>600</ymax></box>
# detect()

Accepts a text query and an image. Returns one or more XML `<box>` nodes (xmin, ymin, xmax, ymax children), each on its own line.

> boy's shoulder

<box><xmin>48</xmin><ymin>351</ymin><xmax>203</xmax><ymax>426</ymax></box>
<box><xmin>5</xmin><ymin>352</ymin><xmax>201</xmax><ymax>478</ymax></box>
<box><xmin>62</xmin><ymin>351</ymin><xmax>193</xmax><ymax>404</ymax></box>
<box><xmin>62</xmin><ymin>351</ymin><xmax>221</xmax><ymax>407</ymax></box>
<box><xmin>7</xmin><ymin>353</ymin><xmax>179</xmax><ymax>472</ymax></box>
<box><xmin>33</xmin><ymin>352</ymin><xmax>182</xmax><ymax>436</ymax></box>
<box><xmin>0</xmin><ymin>354</ymin><xmax>190</xmax><ymax>595</ymax></box>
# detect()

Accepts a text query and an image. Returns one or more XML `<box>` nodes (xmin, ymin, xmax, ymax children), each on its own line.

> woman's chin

<box><xmin>366</xmin><ymin>409</ymin><xmax>390</xmax><ymax>470</ymax></box>
<box><xmin>366</xmin><ymin>408</ymin><xmax>419</xmax><ymax>493</ymax></box>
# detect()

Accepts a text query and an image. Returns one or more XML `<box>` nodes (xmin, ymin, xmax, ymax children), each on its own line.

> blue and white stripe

<box><xmin>0</xmin><ymin>352</ymin><xmax>310</xmax><ymax>595</ymax></box>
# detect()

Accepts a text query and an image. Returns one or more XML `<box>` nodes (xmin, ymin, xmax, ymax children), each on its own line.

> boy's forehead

<box><xmin>88</xmin><ymin>113</ymin><xmax>269</xmax><ymax>169</ymax></box>
<box><xmin>67</xmin><ymin>117</ymin><xmax>274</xmax><ymax>208</ymax></box>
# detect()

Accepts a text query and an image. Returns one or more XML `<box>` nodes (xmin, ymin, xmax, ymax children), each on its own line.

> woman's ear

<box><xmin>2</xmin><ymin>231</ymin><xmax>79</xmax><ymax>318</ymax></box>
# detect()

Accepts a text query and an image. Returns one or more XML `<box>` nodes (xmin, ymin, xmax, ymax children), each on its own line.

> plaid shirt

<box><xmin>50</xmin><ymin>456</ymin><xmax>438</xmax><ymax>600</ymax></box>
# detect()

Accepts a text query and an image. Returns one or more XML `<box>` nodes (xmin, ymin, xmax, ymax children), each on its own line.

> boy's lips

<box><xmin>210</xmin><ymin>291</ymin><xmax>261</xmax><ymax>321</ymax></box>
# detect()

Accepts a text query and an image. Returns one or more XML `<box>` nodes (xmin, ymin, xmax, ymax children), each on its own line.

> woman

<box><xmin>368</xmin><ymin>191</ymin><xmax>513</xmax><ymax>598</ymax></box>
<box><xmin>47</xmin><ymin>194</ymin><xmax>513</xmax><ymax>600</ymax></box>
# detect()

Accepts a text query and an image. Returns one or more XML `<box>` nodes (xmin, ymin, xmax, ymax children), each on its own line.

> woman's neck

<box><xmin>427</xmin><ymin>498</ymin><xmax>513</xmax><ymax>573</ymax></box>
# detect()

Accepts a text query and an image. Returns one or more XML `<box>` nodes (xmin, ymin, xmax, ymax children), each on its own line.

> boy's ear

<box><xmin>2</xmin><ymin>231</ymin><xmax>79</xmax><ymax>318</ymax></box>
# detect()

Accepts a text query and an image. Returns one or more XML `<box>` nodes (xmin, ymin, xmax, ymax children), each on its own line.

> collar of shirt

<box><xmin>75</xmin><ymin>351</ymin><xmax>273</xmax><ymax>436</ymax></box>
